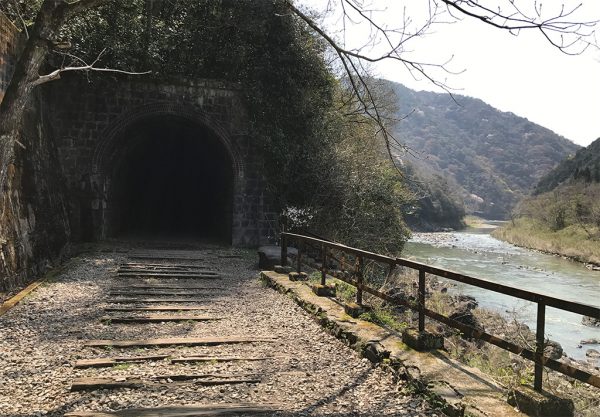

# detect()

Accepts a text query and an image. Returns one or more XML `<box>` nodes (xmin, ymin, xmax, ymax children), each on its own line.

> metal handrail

<box><xmin>280</xmin><ymin>232</ymin><xmax>600</xmax><ymax>391</ymax></box>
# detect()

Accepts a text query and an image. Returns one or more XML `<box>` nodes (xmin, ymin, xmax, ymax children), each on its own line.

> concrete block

<box><xmin>274</xmin><ymin>265</ymin><xmax>293</xmax><ymax>274</ymax></box>
<box><xmin>344</xmin><ymin>302</ymin><xmax>370</xmax><ymax>318</ymax></box>
<box><xmin>312</xmin><ymin>284</ymin><xmax>336</xmax><ymax>297</ymax></box>
<box><xmin>288</xmin><ymin>272</ymin><xmax>308</xmax><ymax>281</ymax></box>
<box><xmin>508</xmin><ymin>386</ymin><xmax>574</xmax><ymax>417</ymax></box>
<box><xmin>402</xmin><ymin>328</ymin><xmax>444</xmax><ymax>351</ymax></box>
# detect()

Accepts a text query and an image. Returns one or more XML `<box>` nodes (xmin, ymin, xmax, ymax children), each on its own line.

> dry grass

<box><xmin>492</xmin><ymin>218</ymin><xmax>600</xmax><ymax>265</ymax></box>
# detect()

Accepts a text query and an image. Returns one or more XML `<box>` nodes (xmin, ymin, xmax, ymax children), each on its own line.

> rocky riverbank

<box><xmin>376</xmin><ymin>271</ymin><xmax>600</xmax><ymax>417</ymax></box>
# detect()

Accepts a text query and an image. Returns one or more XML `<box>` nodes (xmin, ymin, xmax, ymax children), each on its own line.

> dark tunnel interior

<box><xmin>110</xmin><ymin>116</ymin><xmax>233</xmax><ymax>242</ymax></box>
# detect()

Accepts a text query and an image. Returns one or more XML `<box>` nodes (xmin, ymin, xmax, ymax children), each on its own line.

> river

<box><xmin>403</xmin><ymin>223</ymin><xmax>600</xmax><ymax>363</ymax></box>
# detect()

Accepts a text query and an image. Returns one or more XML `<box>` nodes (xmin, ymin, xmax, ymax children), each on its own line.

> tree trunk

<box><xmin>0</xmin><ymin>0</ymin><xmax>110</xmax><ymax>190</ymax></box>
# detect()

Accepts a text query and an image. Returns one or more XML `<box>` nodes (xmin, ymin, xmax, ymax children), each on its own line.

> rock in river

<box><xmin>581</xmin><ymin>315</ymin><xmax>600</xmax><ymax>328</ymax></box>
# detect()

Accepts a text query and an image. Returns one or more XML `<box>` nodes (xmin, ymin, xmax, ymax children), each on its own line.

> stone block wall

<box><xmin>45</xmin><ymin>75</ymin><xmax>278</xmax><ymax>246</ymax></box>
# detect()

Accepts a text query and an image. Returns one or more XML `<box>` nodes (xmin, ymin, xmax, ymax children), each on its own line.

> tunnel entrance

<box><xmin>107</xmin><ymin>115</ymin><xmax>233</xmax><ymax>242</ymax></box>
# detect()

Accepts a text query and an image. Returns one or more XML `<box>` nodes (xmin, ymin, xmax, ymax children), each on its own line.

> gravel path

<box><xmin>0</xmin><ymin>244</ymin><xmax>441</xmax><ymax>417</ymax></box>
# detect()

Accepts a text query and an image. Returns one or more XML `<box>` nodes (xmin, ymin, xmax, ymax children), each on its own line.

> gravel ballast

<box><xmin>0</xmin><ymin>245</ymin><xmax>441</xmax><ymax>416</ymax></box>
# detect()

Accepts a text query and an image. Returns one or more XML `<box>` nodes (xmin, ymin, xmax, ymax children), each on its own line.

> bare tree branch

<box><xmin>32</xmin><ymin>47</ymin><xmax>151</xmax><ymax>87</ymax></box>
<box><xmin>439</xmin><ymin>0</ymin><xmax>598</xmax><ymax>55</ymax></box>
<box><xmin>32</xmin><ymin>63</ymin><xmax>151</xmax><ymax>86</ymax></box>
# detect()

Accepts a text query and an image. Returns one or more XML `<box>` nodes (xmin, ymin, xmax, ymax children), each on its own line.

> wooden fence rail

<box><xmin>280</xmin><ymin>232</ymin><xmax>600</xmax><ymax>391</ymax></box>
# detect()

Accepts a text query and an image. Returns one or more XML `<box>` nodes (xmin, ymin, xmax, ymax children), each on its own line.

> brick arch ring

<box><xmin>91</xmin><ymin>102</ymin><xmax>244</xmax><ymax>180</ymax></box>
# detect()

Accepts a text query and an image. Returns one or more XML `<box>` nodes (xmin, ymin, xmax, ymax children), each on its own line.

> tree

<box><xmin>0</xmin><ymin>0</ymin><xmax>147</xmax><ymax>190</ymax></box>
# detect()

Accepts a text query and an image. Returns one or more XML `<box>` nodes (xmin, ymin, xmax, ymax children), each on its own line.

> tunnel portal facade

<box><xmin>47</xmin><ymin>78</ymin><xmax>276</xmax><ymax>246</ymax></box>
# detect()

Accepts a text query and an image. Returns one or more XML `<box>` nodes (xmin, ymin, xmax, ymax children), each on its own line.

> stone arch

<box><xmin>89</xmin><ymin>102</ymin><xmax>244</xmax><ymax>241</ymax></box>
<box><xmin>92</xmin><ymin>102</ymin><xmax>244</xmax><ymax>180</ymax></box>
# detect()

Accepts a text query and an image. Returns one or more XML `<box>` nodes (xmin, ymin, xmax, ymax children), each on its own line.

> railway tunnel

<box><xmin>98</xmin><ymin>114</ymin><xmax>234</xmax><ymax>243</ymax></box>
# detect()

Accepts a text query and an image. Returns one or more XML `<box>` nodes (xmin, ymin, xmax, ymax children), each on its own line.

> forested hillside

<box><xmin>535</xmin><ymin>137</ymin><xmax>600</xmax><ymax>194</ymax></box>
<box><xmin>387</xmin><ymin>81</ymin><xmax>580</xmax><ymax>219</ymax></box>
<box><xmin>493</xmin><ymin>138</ymin><xmax>600</xmax><ymax>264</ymax></box>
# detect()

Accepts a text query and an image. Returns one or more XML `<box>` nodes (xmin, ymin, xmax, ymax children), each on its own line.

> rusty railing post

<box><xmin>296</xmin><ymin>241</ymin><xmax>302</xmax><ymax>273</ymax></box>
<box><xmin>321</xmin><ymin>245</ymin><xmax>327</xmax><ymax>286</ymax></box>
<box><xmin>534</xmin><ymin>302</ymin><xmax>546</xmax><ymax>391</ymax></box>
<box><xmin>418</xmin><ymin>269</ymin><xmax>426</xmax><ymax>332</ymax></box>
<box><xmin>280</xmin><ymin>232</ymin><xmax>287</xmax><ymax>267</ymax></box>
<box><xmin>356</xmin><ymin>256</ymin><xmax>364</xmax><ymax>305</ymax></box>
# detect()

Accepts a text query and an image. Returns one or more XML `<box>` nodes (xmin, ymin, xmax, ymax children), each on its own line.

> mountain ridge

<box><xmin>385</xmin><ymin>80</ymin><xmax>580</xmax><ymax>219</ymax></box>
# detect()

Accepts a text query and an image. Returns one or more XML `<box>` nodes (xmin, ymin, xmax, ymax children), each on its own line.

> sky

<box><xmin>300</xmin><ymin>1</ymin><xmax>600</xmax><ymax>147</ymax></box>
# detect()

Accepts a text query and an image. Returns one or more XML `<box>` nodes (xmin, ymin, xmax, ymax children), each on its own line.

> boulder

<box><xmin>585</xmin><ymin>349</ymin><xmax>600</xmax><ymax>358</ymax></box>
<box><xmin>544</xmin><ymin>340</ymin><xmax>563</xmax><ymax>360</ymax></box>
<box><xmin>453</xmin><ymin>294</ymin><xmax>478</xmax><ymax>310</ymax></box>
<box><xmin>448</xmin><ymin>308</ymin><xmax>480</xmax><ymax>330</ymax></box>
<box><xmin>581</xmin><ymin>315</ymin><xmax>600</xmax><ymax>327</ymax></box>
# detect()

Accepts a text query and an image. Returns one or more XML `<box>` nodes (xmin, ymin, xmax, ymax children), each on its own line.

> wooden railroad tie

<box><xmin>120</xmin><ymin>262</ymin><xmax>216</xmax><ymax>269</ymax></box>
<box><xmin>116</xmin><ymin>272</ymin><xmax>221</xmax><ymax>279</ymax></box>
<box><xmin>64</xmin><ymin>403</ymin><xmax>279</xmax><ymax>416</ymax></box>
<box><xmin>128</xmin><ymin>255</ymin><xmax>208</xmax><ymax>261</ymax></box>
<box><xmin>106</xmin><ymin>298</ymin><xmax>213</xmax><ymax>304</ymax></box>
<box><xmin>83</xmin><ymin>337</ymin><xmax>276</xmax><ymax>348</ymax></box>
<box><xmin>74</xmin><ymin>355</ymin><xmax>170</xmax><ymax>368</ymax></box>
<box><xmin>70</xmin><ymin>375</ymin><xmax>261</xmax><ymax>391</ymax></box>
<box><xmin>110</xmin><ymin>284</ymin><xmax>222</xmax><ymax>290</ymax></box>
<box><xmin>171</xmin><ymin>356</ymin><xmax>271</xmax><ymax>364</ymax></box>
<box><xmin>101</xmin><ymin>314</ymin><xmax>223</xmax><ymax>324</ymax></box>
<box><xmin>104</xmin><ymin>306</ymin><xmax>211</xmax><ymax>312</ymax></box>
<box><xmin>117</xmin><ymin>269</ymin><xmax>218</xmax><ymax>275</ymax></box>
<box><xmin>107</xmin><ymin>291</ymin><xmax>222</xmax><ymax>297</ymax></box>
<box><xmin>74</xmin><ymin>355</ymin><xmax>272</xmax><ymax>369</ymax></box>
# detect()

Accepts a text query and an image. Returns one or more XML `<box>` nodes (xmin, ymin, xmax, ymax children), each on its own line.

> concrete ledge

<box><xmin>261</xmin><ymin>270</ymin><xmax>525</xmax><ymax>417</ymax></box>
<box><xmin>508</xmin><ymin>386</ymin><xmax>574</xmax><ymax>417</ymax></box>
<box><xmin>403</xmin><ymin>328</ymin><xmax>444</xmax><ymax>351</ymax></box>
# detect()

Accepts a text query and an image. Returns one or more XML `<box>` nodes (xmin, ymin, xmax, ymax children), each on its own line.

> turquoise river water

<box><xmin>403</xmin><ymin>224</ymin><xmax>600</xmax><ymax>363</ymax></box>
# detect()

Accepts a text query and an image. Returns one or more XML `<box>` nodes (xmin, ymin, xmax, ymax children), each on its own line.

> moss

<box><xmin>359</xmin><ymin>308</ymin><xmax>408</xmax><ymax>333</ymax></box>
